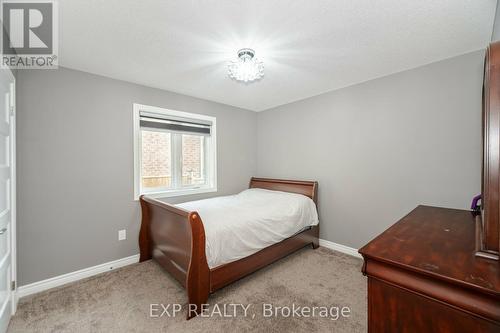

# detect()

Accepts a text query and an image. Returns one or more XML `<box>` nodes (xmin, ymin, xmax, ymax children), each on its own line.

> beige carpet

<box><xmin>9</xmin><ymin>247</ymin><xmax>367</xmax><ymax>332</ymax></box>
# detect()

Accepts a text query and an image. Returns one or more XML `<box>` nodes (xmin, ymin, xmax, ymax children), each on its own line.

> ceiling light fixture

<box><xmin>228</xmin><ymin>48</ymin><xmax>264</xmax><ymax>83</ymax></box>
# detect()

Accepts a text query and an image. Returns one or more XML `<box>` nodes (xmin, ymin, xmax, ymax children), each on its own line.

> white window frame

<box><xmin>133</xmin><ymin>103</ymin><xmax>217</xmax><ymax>200</ymax></box>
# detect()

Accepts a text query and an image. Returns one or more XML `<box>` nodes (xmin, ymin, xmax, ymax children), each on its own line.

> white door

<box><xmin>0</xmin><ymin>69</ymin><xmax>15</xmax><ymax>333</ymax></box>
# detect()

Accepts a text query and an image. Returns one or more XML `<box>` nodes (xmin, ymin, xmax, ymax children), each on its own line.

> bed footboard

<box><xmin>139</xmin><ymin>196</ymin><xmax>209</xmax><ymax>319</ymax></box>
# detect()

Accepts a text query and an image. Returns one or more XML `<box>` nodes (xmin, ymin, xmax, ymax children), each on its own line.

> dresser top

<box><xmin>359</xmin><ymin>205</ymin><xmax>500</xmax><ymax>296</ymax></box>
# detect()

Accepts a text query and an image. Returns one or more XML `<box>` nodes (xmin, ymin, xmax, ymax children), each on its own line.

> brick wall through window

<box><xmin>141</xmin><ymin>131</ymin><xmax>204</xmax><ymax>188</ymax></box>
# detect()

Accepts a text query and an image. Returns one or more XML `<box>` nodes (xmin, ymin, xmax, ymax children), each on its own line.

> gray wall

<box><xmin>493</xmin><ymin>0</ymin><xmax>500</xmax><ymax>41</ymax></box>
<box><xmin>17</xmin><ymin>50</ymin><xmax>485</xmax><ymax>284</ymax></box>
<box><xmin>16</xmin><ymin>67</ymin><xmax>257</xmax><ymax>285</ymax></box>
<box><xmin>257</xmin><ymin>50</ymin><xmax>484</xmax><ymax>249</ymax></box>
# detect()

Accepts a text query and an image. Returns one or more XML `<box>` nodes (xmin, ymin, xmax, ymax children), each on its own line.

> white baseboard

<box><xmin>16</xmin><ymin>254</ymin><xmax>140</xmax><ymax>300</ymax></box>
<box><xmin>319</xmin><ymin>239</ymin><xmax>362</xmax><ymax>259</ymax></box>
<box><xmin>16</xmin><ymin>240</ymin><xmax>360</xmax><ymax>300</ymax></box>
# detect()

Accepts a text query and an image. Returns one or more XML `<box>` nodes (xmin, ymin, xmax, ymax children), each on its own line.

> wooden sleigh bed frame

<box><xmin>139</xmin><ymin>177</ymin><xmax>319</xmax><ymax>319</ymax></box>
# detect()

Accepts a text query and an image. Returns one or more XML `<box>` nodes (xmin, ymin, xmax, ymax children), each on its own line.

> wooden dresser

<box><xmin>359</xmin><ymin>206</ymin><xmax>500</xmax><ymax>332</ymax></box>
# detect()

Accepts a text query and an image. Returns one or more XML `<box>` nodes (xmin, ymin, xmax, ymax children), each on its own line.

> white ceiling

<box><xmin>60</xmin><ymin>0</ymin><xmax>497</xmax><ymax>111</ymax></box>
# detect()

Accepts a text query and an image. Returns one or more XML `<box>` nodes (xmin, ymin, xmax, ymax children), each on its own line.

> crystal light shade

<box><xmin>228</xmin><ymin>48</ymin><xmax>264</xmax><ymax>83</ymax></box>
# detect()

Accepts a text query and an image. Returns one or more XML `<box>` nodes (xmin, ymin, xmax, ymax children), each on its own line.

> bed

<box><xmin>138</xmin><ymin>177</ymin><xmax>319</xmax><ymax>319</ymax></box>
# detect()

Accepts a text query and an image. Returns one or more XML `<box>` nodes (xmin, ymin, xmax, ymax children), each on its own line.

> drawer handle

<box><xmin>0</xmin><ymin>228</ymin><xmax>6</xmax><ymax>235</ymax></box>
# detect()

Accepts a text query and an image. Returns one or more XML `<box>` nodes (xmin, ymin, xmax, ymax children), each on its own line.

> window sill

<box><xmin>135</xmin><ymin>187</ymin><xmax>217</xmax><ymax>201</ymax></box>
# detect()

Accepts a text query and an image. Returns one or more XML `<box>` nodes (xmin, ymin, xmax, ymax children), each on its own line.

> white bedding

<box><xmin>176</xmin><ymin>188</ymin><xmax>319</xmax><ymax>268</ymax></box>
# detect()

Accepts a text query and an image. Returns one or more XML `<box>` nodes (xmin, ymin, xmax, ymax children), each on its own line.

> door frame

<box><xmin>6</xmin><ymin>69</ymin><xmax>16</xmax><ymax>315</ymax></box>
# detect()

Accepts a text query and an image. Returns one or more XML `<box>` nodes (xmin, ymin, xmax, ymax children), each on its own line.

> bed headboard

<box><xmin>249</xmin><ymin>177</ymin><xmax>318</xmax><ymax>205</ymax></box>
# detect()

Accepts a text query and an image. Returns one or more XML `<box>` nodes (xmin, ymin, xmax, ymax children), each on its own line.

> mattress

<box><xmin>176</xmin><ymin>188</ymin><xmax>319</xmax><ymax>268</ymax></box>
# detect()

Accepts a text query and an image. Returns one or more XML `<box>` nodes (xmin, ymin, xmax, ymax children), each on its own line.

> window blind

<box><xmin>139</xmin><ymin>111</ymin><xmax>212</xmax><ymax>135</ymax></box>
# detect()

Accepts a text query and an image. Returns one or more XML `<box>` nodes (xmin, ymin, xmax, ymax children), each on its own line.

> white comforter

<box><xmin>177</xmin><ymin>188</ymin><xmax>319</xmax><ymax>268</ymax></box>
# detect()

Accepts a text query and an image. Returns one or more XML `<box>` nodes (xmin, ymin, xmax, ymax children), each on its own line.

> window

<box><xmin>133</xmin><ymin>104</ymin><xmax>217</xmax><ymax>199</ymax></box>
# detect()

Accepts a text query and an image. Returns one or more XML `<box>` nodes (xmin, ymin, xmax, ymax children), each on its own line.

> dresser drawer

<box><xmin>367</xmin><ymin>278</ymin><xmax>500</xmax><ymax>333</ymax></box>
